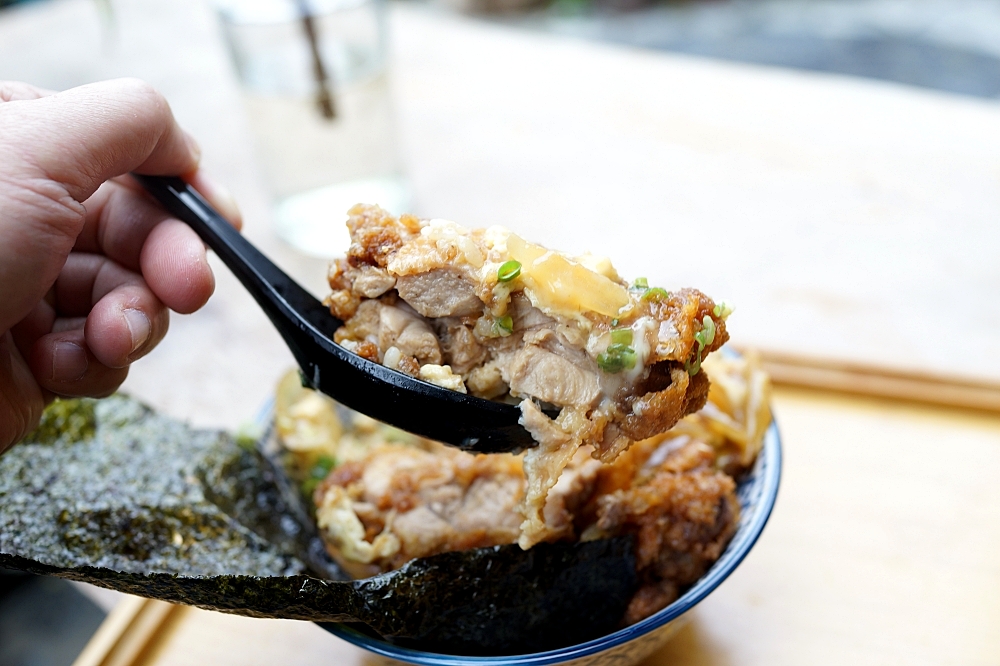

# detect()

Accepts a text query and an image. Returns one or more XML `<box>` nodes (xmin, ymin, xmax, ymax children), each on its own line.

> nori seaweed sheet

<box><xmin>0</xmin><ymin>396</ymin><xmax>308</xmax><ymax>577</ymax></box>
<box><xmin>0</xmin><ymin>396</ymin><xmax>637</xmax><ymax>654</ymax></box>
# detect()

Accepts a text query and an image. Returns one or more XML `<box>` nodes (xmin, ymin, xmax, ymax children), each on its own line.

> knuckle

<box><xmin>119</xmin><ymin>78</ymin><xmax>169</xmax><ymax>119</ymax></box>
<box><xmin>0</xmin><ymin>172</ymin><xmax>86</xmax><ymax>242</ymax></box>
<box><xmin>118</xmin><ymin>77</ymin><xmax>156</xmax><ymax>97</ymax></box>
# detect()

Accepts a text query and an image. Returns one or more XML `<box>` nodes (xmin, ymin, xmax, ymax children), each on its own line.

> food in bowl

<box><xmin>275</xmin><ymin>351</ymin><xmax>770</xmax><ymax>627</ymax></box>
<box><xmin>325</xmin><ymin>205</ymin><xmax>733</xmax><ymax>547</ymax></box>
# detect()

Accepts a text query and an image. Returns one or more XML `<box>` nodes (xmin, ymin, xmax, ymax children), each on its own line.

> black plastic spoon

<box><xmin>135</xmin><ymin>175</ymin><xmax>534</xmax><ymax>454</ymax></box>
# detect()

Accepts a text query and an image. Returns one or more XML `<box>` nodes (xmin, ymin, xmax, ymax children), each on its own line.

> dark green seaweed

<box><xmin>0</xmin><ymin>397</ymin><xmax>305</xmax><ymax>577</ymax></box>
<box><xmin>0</xmin><ymin>538</ymin><xmax>634</xmax><ymax>654</ymax></box>
<box><xmin>0</xmin><ymin>396</ymin><xmax>637</xmax><ymax>654</ymax></box>
<box><xmin>348</xmin><ymin>538</ymin><xmax>636</xmax><ymax>654</ymax></box>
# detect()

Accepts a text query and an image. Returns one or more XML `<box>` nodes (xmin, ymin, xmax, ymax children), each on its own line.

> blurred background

<box><xmin>501</xmin><ymin>0</ymin><xmax>1000</xmax><ymax>98</ymax></box>
<box><xmin>7</xmin><ymin>0</ymin><xmax>1000</xmax><ymax>95</ymax></box>
<box><xmin>1</xmin><ymin>0</ymin><xmax>999</xmax><ymax>664</ymax></box>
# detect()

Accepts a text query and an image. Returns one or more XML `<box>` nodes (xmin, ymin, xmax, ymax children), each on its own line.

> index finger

<box><xmin>0</xmin><ymin>78</ymin><xmax>200</xmax><ymax>204</ymax></box>
<box><xmin>0</xmin><ymin>78</ymin><xmax>201</xmax><ymax>334</ymax></box>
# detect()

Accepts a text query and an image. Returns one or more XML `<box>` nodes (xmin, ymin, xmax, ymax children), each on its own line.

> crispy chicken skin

<box><xmin>326</xmin><ymin>205</ymin><xmax>731</xmax><ymax>547</ymax></box>
<box><xmin>313</xmin><ymin>429</ymin><xmax>738</xmax><ymax>623</ymax></box>
<box><xmin>584</xmin><ymin>436</ymin><xmax>739</xmax><ymax>626</ymax></box>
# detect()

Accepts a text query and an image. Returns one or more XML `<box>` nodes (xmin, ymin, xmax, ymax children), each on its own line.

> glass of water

<box><xmin>217</xmin><ymin>0</ymin><xmax>409</xmax><ymax>258</ymax></box>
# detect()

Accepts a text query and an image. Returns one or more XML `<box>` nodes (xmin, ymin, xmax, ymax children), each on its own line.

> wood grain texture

<box><xmin>755</xmin><ymin>349</ymin><xmax>1000</xmax><ymax>412</ymax></box>
<box><xmin>72</xmin><ymin>598</ymin><xmax>180</xmax><ymax>666</ymax></box>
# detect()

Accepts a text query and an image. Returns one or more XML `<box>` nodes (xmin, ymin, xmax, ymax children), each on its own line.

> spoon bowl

<box><xmin>135</xmin><ymin>174</ymin><xmax>535</xmax><ymax>453</ymax></box>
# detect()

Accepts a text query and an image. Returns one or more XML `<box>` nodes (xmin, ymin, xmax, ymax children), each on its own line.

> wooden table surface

<box><xmin>2</xmin><ymin>1</ymin><xmax>998</xmax><ymax>664</ymax></box>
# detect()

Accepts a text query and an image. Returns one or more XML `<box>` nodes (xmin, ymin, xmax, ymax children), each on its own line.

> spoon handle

<box><xmin>133</xmin><ymin>174</ymin><xmax>339</xmax><ymax>340</ymax></box>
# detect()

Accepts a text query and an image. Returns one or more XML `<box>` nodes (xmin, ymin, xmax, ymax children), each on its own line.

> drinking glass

<box><xmin>217</xmin><ymin>0</ymin><xmax>409</xmax><ymax>257</ymax></box>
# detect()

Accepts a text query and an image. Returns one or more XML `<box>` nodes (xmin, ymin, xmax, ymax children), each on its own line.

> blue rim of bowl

<box><xmin>319</xmin><ymin>416</ymin><xmax>783</xmax><ymax>665</ymax></box>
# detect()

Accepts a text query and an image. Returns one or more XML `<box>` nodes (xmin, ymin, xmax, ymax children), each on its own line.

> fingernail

<box><xmin>185</xmin><ymin>132</ymin><xmax>202</xmax><ymax>164</ymax></box>
<box><xmin>198</xmin><ymin>175</ymin><xmax>242</xmax><ymax>227</ymax></box>
<box><xmin>123</xmin><ymin>309</ymin><xmax>151</xmax><ymax>355</ymax></box>
<box><xmin>52</xmin><ymin>342</ymin><xmax>88</xmax><ymax>382</ymax></box>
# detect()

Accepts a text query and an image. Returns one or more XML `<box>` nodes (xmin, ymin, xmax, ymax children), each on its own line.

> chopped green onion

<box><xmin>610</xmin><ymin>328</ymin><xmax>633</xmax><ymax>345</ymax></box>
<box><xmin>713</xmin><ymin>301</ymin><xmax>735</xmax><ymax>319</ymax></box>
<box><xmin>598</xmin><ymin>351</ymin><xmax>625</xmax><ymax>373</ymax></box>
<box><xmin>311</xmin><ymin>455</ymin><xmax>336</xmax><ymax>479</ymax></box>
<box><xmin>497</xmin><ymin>260</ymin><xmax>522</xmax><ymax>283</ymax></box>
<box><xmin>598</xmin><ymin>343</ymin><xmax>637</xmax><ymax>373</ymax></box>
<box><xmin>632</xmin><ymin>277</ymin><xmax>649</xmax><ymax>290</ymax></box>
<box><xmin>698</xmin><ymin>316</ymin><xmax>716</xmax><ymax>347</ymax></box>
<box><xmin>687</xmin><ymin>316</ymin><xmax>717</xmax><ymax>376</ymax></box>
<box><xmin>642</xmin><ymin>287</ymin><xmax>670</xmax><ymax>302</ymax></box>
<box><xmin>492</xmin><ymin>314</ymin><xmax>514</xmax><ymax>337</ymax></box>
<box><xmin>611</xmin><ymin>318</ymin><xmax>619</xmax><ymax>327</ymax></box>
<box><xmin>478</xmin><ymin>313</ymin><xmax>515</xmax><ymax>338</ymax></box>
<box><xmin>302</xmin><ymin>455</ymin><xmax>336</xmax><ymax>496</ymax></box>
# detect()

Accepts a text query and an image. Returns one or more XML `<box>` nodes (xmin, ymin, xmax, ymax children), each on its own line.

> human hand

<box><xmin>0</xmin><ymin>79</ymin><xmax>242</xmax><ymax>453</ymax></box>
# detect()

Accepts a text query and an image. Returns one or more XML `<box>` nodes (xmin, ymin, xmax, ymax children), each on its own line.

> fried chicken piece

<box><xmin>591</xmin><ymin>438</ymin><xmax>739</xmax><ymax>625</ymax></box>
<box><xmin>326</xmin><ymin>205</ymin><xmax>731</xmax><ymax>547</ymax></box>
<box><xmin>315</xmin><ymin>441</ymin><xmax>525</xmax><ymax>573</ymax></box>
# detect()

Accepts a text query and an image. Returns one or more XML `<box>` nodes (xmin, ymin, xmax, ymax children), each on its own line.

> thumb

<box><xmin>0</xmin><ymin>78</ymin><xmax>201</xmax><ymax>334</ymax></box>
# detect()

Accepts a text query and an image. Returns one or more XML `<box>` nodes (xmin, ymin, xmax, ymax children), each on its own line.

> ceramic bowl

<box><xmin>318</xmin><ymin>417</ymin><xmax>782</xmax><ymax>665</ymax></box>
